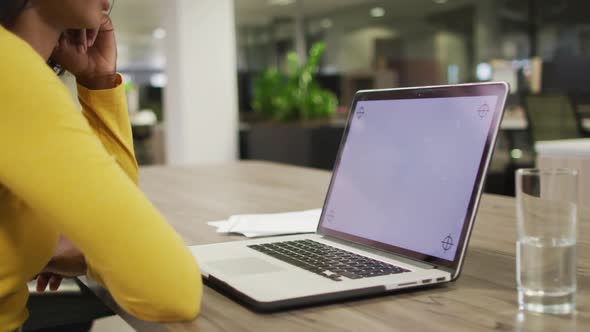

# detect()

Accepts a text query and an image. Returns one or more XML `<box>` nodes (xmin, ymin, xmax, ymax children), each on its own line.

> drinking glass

<box><xmin>516</xmin><ymin>168</ymin><xmax>578</xmax><ymax>314</ymax></box>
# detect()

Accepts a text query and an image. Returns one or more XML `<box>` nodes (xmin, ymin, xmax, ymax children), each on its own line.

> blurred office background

<box><xmin>103</xmin><ymin>0</ymin><xmax>590</xmax><ymax>197</ymax></box>
<box><xmin>38</xmin><ymin>2</ymin><xmax>590</xmax><ymax>330</ymax></box>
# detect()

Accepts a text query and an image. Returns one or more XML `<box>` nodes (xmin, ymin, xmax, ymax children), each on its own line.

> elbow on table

<box><xmin>164</xmin><ymin>287</ymin><xmax>202</xmax><ymax>322</ymax></box>
<box><xmin>122</xmin><ymin>274</ymin><xmax>203</xmax><ymax>322</ymax></box>
<box><xmin>163</xmin><ymin>292</ymin><xmax>202</xmax><ymax>322</ymax></box>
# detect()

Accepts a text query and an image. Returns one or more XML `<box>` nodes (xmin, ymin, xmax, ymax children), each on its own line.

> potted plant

<box><xmin>244</xmin><ymin>42</ymin><xmax>343</xmax><ymax>169</ymax></box>
<box><xmin>252</xmin><ymin>42</ymin><xmax>338</xmax><ymax>122</ymax></box>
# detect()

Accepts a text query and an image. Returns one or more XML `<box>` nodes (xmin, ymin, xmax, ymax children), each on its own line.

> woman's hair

<box><xmin>0</xmin><ymin>0</ymin><xmax>28</xmax><ymax>28</ymax></box>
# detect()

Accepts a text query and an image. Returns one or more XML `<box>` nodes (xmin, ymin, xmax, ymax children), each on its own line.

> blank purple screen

<box><xmin>322</xmin><ymin>96</ymin><xmax>498</xmax><ymax>260</ymax></box>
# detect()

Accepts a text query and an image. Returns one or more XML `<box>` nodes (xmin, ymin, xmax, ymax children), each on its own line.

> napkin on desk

<box><xmin>208</xmin><ymin>209</ymin><xmax>322</xmax><ymax>238</ymax></box>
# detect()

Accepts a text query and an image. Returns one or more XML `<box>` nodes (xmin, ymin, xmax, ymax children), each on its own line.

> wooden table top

<box><xmin>84</xmin><ymin>161</ymin><xmax>589</xmax><ymax>331</ymax></box>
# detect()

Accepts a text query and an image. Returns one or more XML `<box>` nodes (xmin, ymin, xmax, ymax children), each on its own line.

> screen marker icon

<box><xmin>442</xmin><ymin>235</ymin><xmax>454</xmax><ymax>252</ymax></box>
<box><xmin>478</xmin><ymin>103</ymin><xmax>490</xmax><ymax>119</ymax></box>
<box><xmin>356</xmin><ymin>106</ymin><xmax>366</xmax><ymax>120</ymax></box>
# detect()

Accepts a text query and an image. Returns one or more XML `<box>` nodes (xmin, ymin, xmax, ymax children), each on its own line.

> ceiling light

<box><xmin>433</xmin><ymin>0</ymin><xmax>448</xmax><ymax>4</ymax></box>
<box><xmin>268</xmin><ymin>0</ymin><xmax>295</xmax><ymax>6</ymax></box>
<box><xmin>476</xmin><ymin>62</ymin><xmax>492</xmax><ymax>81</ymax></box>
<box><xmin>150</xmin><ymin>73</ymin><xmax>168</xmax><ymax>88</ymax></box>
<box><xmin>511</xmin><ymin>149</ymin><xmax>523</xmax><ymax>159</ymax></box>
<box><xmin>152</xmin><ymin>28</ymin><xmax>167</xmax><ymax>40</ymax></box>
<box><xmin>320</xmin><ymin>18</ymin><xmax>333</xmax><ymax>29</ymax></box>
<box><xmin>370</xmin><ymin>7</ymin><xmax>385</xmax><ymax>18</ymax></box>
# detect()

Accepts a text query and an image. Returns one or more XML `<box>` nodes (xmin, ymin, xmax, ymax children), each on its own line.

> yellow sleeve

<box><xmin>0</xmin><ymin>51</ymin><xmax>202</xmax><ymax>322</ymax></box>
<box><xmin>77</xmin><ymin>75</ymin><xmax>139</xmax><ymax>184</ymax></box>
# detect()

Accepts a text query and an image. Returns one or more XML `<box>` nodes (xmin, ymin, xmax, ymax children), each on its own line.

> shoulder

<box><xmin>0</xmin><ymin>27</ymin><xmax>78</xmax><ymax>121</ymax></box>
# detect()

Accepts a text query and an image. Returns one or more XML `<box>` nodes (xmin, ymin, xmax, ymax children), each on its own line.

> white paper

<box><xmin>207</xmin><ymin>209</ymin><xmax>322</xmax><ymax>238</ymax></box>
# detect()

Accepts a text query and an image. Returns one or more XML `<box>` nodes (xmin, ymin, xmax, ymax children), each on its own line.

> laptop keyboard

<box><xmin>248</xmin><ymin>240</ymin><xmax>410</xmax><ymax>282</ymax></box>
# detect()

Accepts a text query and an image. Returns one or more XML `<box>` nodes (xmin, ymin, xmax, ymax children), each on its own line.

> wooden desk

<box><xmin>82</xmin><ymin>161</ymin><xmax>590</xmax><ymax>331</ymax></box>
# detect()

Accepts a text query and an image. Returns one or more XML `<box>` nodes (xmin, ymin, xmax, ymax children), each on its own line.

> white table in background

<box><xmin>536</xmin><ymin>139</ymin><xmax>590</xmax><ymax>208</ymax></box>
<box><xmin>501</xmin><ymin>111</ymin><xmax>590</xmax><ymax>131</ymax></box>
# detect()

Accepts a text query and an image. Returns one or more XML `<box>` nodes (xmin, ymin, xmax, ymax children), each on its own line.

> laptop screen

<box><xmin>318</xmin><ymin>85</ymin><xmax>506</xmax><ymax>268</ymax></box>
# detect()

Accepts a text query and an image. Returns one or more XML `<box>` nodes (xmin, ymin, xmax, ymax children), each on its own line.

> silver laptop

<box><xmin>190</xmin><ymin>82</ymin><xmax>509</xmax><ymax>312</ymax></box>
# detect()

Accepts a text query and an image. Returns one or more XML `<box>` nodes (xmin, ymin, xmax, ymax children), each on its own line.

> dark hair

<box><xmin>0</xmin><ymin>0</ymin><xmax>28</xmax><ymax>28</ymax></box>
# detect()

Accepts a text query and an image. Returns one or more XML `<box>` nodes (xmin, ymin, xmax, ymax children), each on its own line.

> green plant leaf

<box><xmin>252</xmin><ymin>42</ymin><xmax>337</xmax><ymax>122</ymax></box>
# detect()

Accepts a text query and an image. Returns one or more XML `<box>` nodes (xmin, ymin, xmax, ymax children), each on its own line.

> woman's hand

<box><xmin>36</xmin><ymin>235</ymin><xmax>87</xmax><ymax>292</ymax></box>
<box><xmin>51</xmin><ymin>14</ymin><xmax>118</xmax><ymax>90</ymax></box>
<box><xmin>35</xmin><ymin>273</ymin><xmax>63</xmax><ymax>292</ymax></box>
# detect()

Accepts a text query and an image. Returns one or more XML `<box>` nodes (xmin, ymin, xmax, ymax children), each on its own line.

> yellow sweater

<box><xmin>0</xmin><ymin>27</ymin><xmax>201</xmax><ymax>331</ymax></box>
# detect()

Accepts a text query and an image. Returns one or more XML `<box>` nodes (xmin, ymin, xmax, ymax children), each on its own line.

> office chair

<box><xmin>23</xmin><ymin>279</ymin><xmax>113</xmax><ymax>332</ymax></box>
<box><xmin>524</xmin><ymin>94</ymin><xmax>581</xmax><ymax>142</ymax></box>
<box><xmin>569</xmin><ymin>93</ymin><xmax>590</xmax><ymax>136</ymax></box>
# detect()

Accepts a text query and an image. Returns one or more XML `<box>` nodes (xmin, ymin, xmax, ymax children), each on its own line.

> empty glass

<box><xmin>516</xmin><ymin>168</ymin><xmax>578</xmax><ymax>315</ymax></box>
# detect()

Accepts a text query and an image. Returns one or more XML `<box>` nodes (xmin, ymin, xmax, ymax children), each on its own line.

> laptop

<box><xmin>190</xmin><ymin>82</ymin><xmax>509</xmax><ymax>312</ymax></box>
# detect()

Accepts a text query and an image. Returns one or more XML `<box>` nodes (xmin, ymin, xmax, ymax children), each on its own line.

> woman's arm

<box><xmin>52</xmin><ymin>15</ymin><xmax>139</xmax><ymax>182</ymax></box>
<box><xmin>77</xmin><ymin>75</ymin><xmax>139</xmax><ymax>183</ymax></box>
<box><xmin>0</xmin><ymin>69</ymin><xmax>202</xmax><ymax>322</ymax></box>
<box><xmin>36</xmin><ymin>78</ymin><xmax>139</xmax><ymax>293</ymax></box>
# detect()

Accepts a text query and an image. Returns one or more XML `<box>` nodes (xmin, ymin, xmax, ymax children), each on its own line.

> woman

<box><xmin>0</xmin><ymin>1</ymin><xmax>202</xmax><ymax>330</ymax></box>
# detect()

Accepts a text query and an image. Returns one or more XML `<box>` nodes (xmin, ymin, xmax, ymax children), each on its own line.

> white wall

<box><xmin>474</xmin><ymin>0</ymin><xmax>500</xmax><ymax>63</ymax></box>
<box><xmin>324</xmin><ymin>26</ymin><xmax>398</xmax><ymax>73</ymax></box>
<box><xmin>435</xmin><ymin>31</ymin><xmax>469</xmax><ymax>83</ymax></box>
<box><xmin>321</xmin><ymin>20</ymin><xmax>444</xmax><ymax>75</ymax></box>
<box><xmin>342</xmin><ymin>27</ymin><xmax>397</xmax><ymax>73</ymax></box>
<box><xmin>164</xmin><ymin>0</ymin><xmax>238</xmax><ymax>165</ymax></box>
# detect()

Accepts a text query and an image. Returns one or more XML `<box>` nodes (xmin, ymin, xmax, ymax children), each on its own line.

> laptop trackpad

<box><xmin>208</xmin><ymin>257</ymin><xmax>285</xmax><ymax>276</ymax></box>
